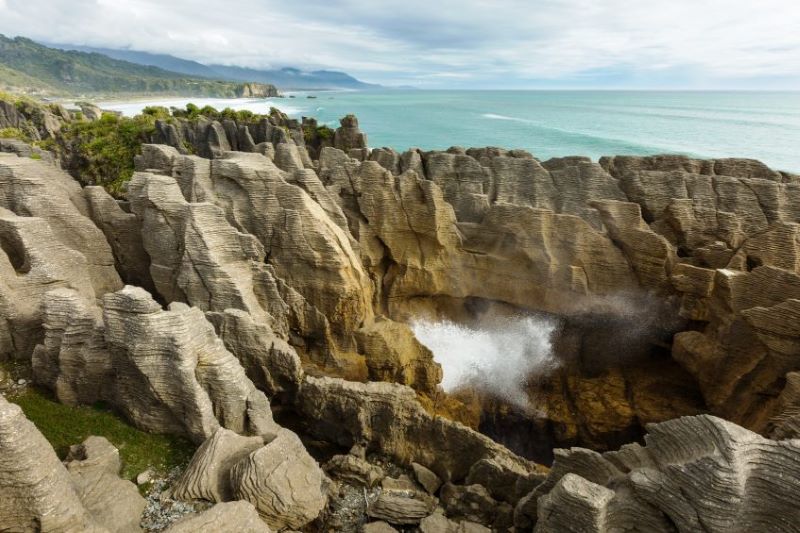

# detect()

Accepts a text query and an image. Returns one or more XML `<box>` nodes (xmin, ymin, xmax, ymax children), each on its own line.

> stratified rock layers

<box><xmin>0</xmin><ymin>395</ymin><xmax>104</xmax><ymax>532</ymax></box>
<box><xmin>524</xmin><ymin>415</ymin><xmax>800</xmax><ymax>533</ymax></box>
<box><xmin>3</xmin><ymin>113</ymin><xmax>800</xmax><ymax>532</ymax></box>
<box><xmin>32</xmin><ymin>286</ymin><xmax>276</xmax><ymax>443</ymax></box>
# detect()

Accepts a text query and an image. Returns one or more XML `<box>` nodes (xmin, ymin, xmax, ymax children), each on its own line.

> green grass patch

<box><xmin>0</xmin><ymin>126</ymin><xmax>29</xmax><ymax>140</ymax></box>
<box><xmin>8</xmin><ymin>388</ymin><xmax>195</xmax><ymax>480</ymax></box>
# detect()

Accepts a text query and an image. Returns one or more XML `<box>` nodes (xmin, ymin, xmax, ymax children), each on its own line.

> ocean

<box><xmin>101</xmin><ymin>90</ymin><xmax>800</xmax><ymax>172</ymax></box>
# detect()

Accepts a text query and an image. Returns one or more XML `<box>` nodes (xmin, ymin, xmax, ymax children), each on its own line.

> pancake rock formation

<box><xmin>2</xmin><ymin>105</ymin><xmax>800</xmax><ymax>532</ymax></box>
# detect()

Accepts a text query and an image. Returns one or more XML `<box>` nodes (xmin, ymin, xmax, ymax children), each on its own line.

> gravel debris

<box><xmin>140</xmin><ymin>466</ymin><xmax>210</xmax><ymax>532</ymax></box>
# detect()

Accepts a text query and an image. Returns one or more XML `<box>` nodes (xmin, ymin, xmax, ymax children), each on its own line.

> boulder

<box><xmin>64</xmin><ymin>436</ymin><xmax>146</xmax><ymax>533</ymax></box>
<box><xmin>440</xmin><ymin>483</ymin><xmax>500</xmax><ymax>526</ymax></box>
<box><xmin>412</xmin><ymin>462</ymin><xmax>442</xmax><ymax>495</ymax></box>
<box><xmin>230</xmin><ymin>429</ymin><xmax>327</xmax><ymax>530</ymax></box>
<box><xmin>419</xmin><ymin>509</ymin><xmax>492</xmax><ymax>533</ymax></box>
<box><xmin>324</xmin><ymin>453</ymin><xmax>385</xmax><ymax>488</ymax></box>
<box><xmin>367</xmin><ymin>488</ymin><xmax>436</xmax><ymax>525</ymax></box>
<box><xmin>533</xmin><ymin>473</ymin><xmax>614</xmax><ymax>533</ymax></box>
<box><xmin>363</xmin><ymin>521</ymin><xmax>398</xmax><ymax>533</ymax></box>
<box><xmin>171</xmin><ymin>428</ymin><xmax>265</xmax><ymax>503</ymax></box>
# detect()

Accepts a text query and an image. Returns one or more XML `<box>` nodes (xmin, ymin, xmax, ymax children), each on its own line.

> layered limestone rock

<box><xmin>132</xmin><ymin>148</ymin><xmax>371</xmax><ymax>338</ymax></box>
<box><xmin>295</xmin><ymin>377</ymin><xmax>546</xmax><ymax>505</ymax></box>
<box><xmin>7</xmin><ymin>114</ymin><xmax>800</xmax><ymax>531</ymax></box>
<box><xmin>0</xmin><ymin>97</ymin><xmax>69</xmax><ymax>141</ymax></box>
<box><xmin>0</xmin><ymin>210</ymin><xmax>96</xmax><ymax>360</ymax></box>
<box><xmin>206</xmin><ymin>309</ymin><xmax>304</xmax><ymax>398</ymax></box>
<box><xmin>103</xmin><ymin>287</ymin><xmax>277</xmax><ymax>442</ymax></box>
<box><xmin>0</xmin><ymin>395</ymin><xmax>105</xmax><ymax>532</ymax></box>
<box><xmin>32</xmin><ymin>286</ymin><xmax>277</xmax><ymax>443</ymax></box>
<box><xmin>520</xmin><ymin>415</ymin><xmax>800</xmax><ymax>533</ymax></box>
<box><xmin>0</xmin><ymin>153</ymin><xmax>122</xmax><ymax>360</ymax></box>
<box><xmin>333</xmin><ymin>114</ymin><xmax>368</xmax><ymax>159</ymax></box>
<box><xmin>148</xmin><ymin>107</ymin><xmax>303</xmax><ymax>160</ymax></box>
<box><xmin>322</xmin><ymin>155</ymin><xmax>641</xmax><ymax>318</ymax></box>
<box><xmin>173</xmin><ymin>427</ymin><xmax>327</xmax><ymax>530</ymax></box>
<box><xmin>230</xmin><ymin>429</ymin><xmax>327</xmax><ymax>530</ymax></box>
<box><xmin>0</xmin><ymin>154</ymin><xmax>122</xmax><ymax>296</ymax></box>
<box><xmin>354</xmin><ymin>317</ymin><xmax>442</xmax><ymax>394</ymax></box>
<box><xmin>672</xmin><ymin>263</ymin><xmax>800</xmax><ymax>431</ymax></box>
<box><xmin>317</xmin><ymin>146</ymin><xmax>800</xmax><ymax>453</ymax></box>
<box><xmin>83</xmin><ymin>185</ymin><xmax>154</xmax><ymax>293</ymax></box>
<box><xmin>171</xmin><ymin>428</ymin><xmax>265</xmax><ymax>503</ymax></box>
<box><xmin>131</xmin><ymin>145</ymin><xmax>441</xmax><ymax>390</ymax></box>
<box><xmin>367</xmin><ymin>485</ymin><xmax>436</xmax><ymax>525</ymax></box>
<box><xmin>64</xmin><ymin>436</ymin><xmax>146</xmax><ymax>533</ymax></box>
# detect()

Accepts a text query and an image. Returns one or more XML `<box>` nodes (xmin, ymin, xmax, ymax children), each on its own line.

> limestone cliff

<box><xmin>1</xmin><ymin>110</ymin><xmax>800</xmax><ymax>531</ymax></box>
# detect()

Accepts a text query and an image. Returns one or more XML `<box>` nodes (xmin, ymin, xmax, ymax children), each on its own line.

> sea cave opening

<box><xmin>404</xmin><ymin>293</ymin><xmax>706</xmax><ymax>465</ymax></box>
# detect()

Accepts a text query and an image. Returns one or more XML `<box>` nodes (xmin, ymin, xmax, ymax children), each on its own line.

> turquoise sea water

<box><xmin>103</xmin><ymin>90</ymin><xmax>800</xmax><ymax>172</ymax></box>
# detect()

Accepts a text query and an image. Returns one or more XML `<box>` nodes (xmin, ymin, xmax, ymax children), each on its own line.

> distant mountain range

<box><xmin>0</xmin><ymin>35</ymin><xmax>277</xmax><ymax>97</ymax></box>
<box><xmin>45</xmin><ymin>43</ymin><xmax>380</xmax><ymax>91</ymax></box>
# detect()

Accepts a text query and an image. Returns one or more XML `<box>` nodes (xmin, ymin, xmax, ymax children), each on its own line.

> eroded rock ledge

<box><xmin>2</xmin><ymin>111</ymin><xmax>800</xmax><ymax>531</ymax></box>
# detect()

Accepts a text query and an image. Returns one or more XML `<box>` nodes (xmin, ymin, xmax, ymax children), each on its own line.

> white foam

<box><xmin>96</xmin><ymin>97</ymin><xmax>305</xmax><ymax>117</ymax></box>
<box><xmin>412</xmin><ymin>315</ymin><xmax>559</xmax><ymax>409</ymax></box>
<box><xmin>481</xmin><ymin>112</ymin><xmax>535</xmax><ymax>124</ymax></box>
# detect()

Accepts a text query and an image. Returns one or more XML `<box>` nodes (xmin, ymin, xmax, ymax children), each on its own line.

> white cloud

<box><xmin>0</xmin><ymin>0</ymin><xmax>798</xmax><ymax>87</ymax></box>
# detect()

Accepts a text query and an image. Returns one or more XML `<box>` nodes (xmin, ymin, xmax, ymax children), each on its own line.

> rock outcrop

<box><xmin>230</xmin><ymin>429</ymin><xmax>327</xmax><ymax>530</ymax></box>
<box><xmin>171</xmin><ymin>428</ymin><xmax>264</xmax><ymax>503</ymax></box>
<box><xmin>520</xmin><ymin>415</ymin><xmax>800</xmax><ymax>532</ymax></box>
<box><xmin>172</xmin><ymin>427</ymin><xmax>326</xmax><ymax>531</ymax></box>
<box><xmin>5</xmin><ymin>109</ymin><xmax>800</xmax><ymax>532</ymax></box>
<box><xmin>32</xmin><ymin>286</ymin><xmax>277</xmax><ymax>443</ymax></box>
<box><xmin>0</xmin><ymin>395</ymin><xmax>104</xmax><ymax>532</ymax></box>
<box><xmin>64</xmin><ymin>436</ymin><xmax>146</xmax><ymax>533</ymax></box>
<box><xmin>0</xmin><ymin>153</ymin><xmax>123</xmax><ymax>359</ymax></box>
<box><xmin>0</xmin><ymin>154</ymin><xmax>122</xmax><ymax>296</ymax></box>
<box><xmin>0</xmin><ymin>209</ymin><xmax>96</xmax><ymax>360</ymax></box>
<box><xmin>235</xmin><ymin>83</ymin><xmax>279</xmax><ymax>98</ymax></box>
<box><xmin>333</xmin><ymin>114</ymin><xmax>368</xmax><ymax>159</ymax></box>
<box><xmin>296</xmin><ymin>377</ymin><xmax>546</xmax><ymax>505</ymax></box>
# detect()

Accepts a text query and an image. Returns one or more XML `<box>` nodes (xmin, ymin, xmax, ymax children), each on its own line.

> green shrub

<box><xmin>317</xmin><ymin>125</ymin><xmax>334</xmax><ymax>141</ymax></box>
<box><xmin>303</xmin><ymin>124</ymin><xmax>335</xmax><ymax>144</ymax></box>
<box><xmin>33</xmin><ymin>138</ymin><xmax>56</xmax><ymax>151</ymax></box>
<box><xmin>59</xmin><ymin>112</ymin><xmax>158</xmax><ymax>195</ymax></box>
<box><xmin>219</xmin><ymin>107</ymin><xmax>255</xmax><ymax>122</ymax></box>
<box><xmin>141</xmin><ymin>106</ymin><xmax>171</xmax><ymax>120</ymax></box>
<box><xmin>0</xmin><ymin>127</ymin><xmax>28</xmax><ymax>140</ymax></box>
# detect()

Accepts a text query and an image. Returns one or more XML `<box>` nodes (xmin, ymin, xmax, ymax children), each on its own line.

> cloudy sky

<box><xmin>1</xmin><ymin>0</ymin><xmax>798</xmax><ymax>88</ymax></box>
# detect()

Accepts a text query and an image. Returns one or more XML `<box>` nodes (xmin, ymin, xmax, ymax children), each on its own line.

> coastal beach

<box><xmin>103</xmin><ymin>90</ymin><xmax>800</xmax><ymax>172</ymax></box>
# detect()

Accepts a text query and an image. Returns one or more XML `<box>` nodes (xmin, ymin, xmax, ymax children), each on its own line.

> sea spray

<box><xmin>411</xmin><ymin>315</ymin><xmax>560</xmax><ymax>410</ymax></box>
